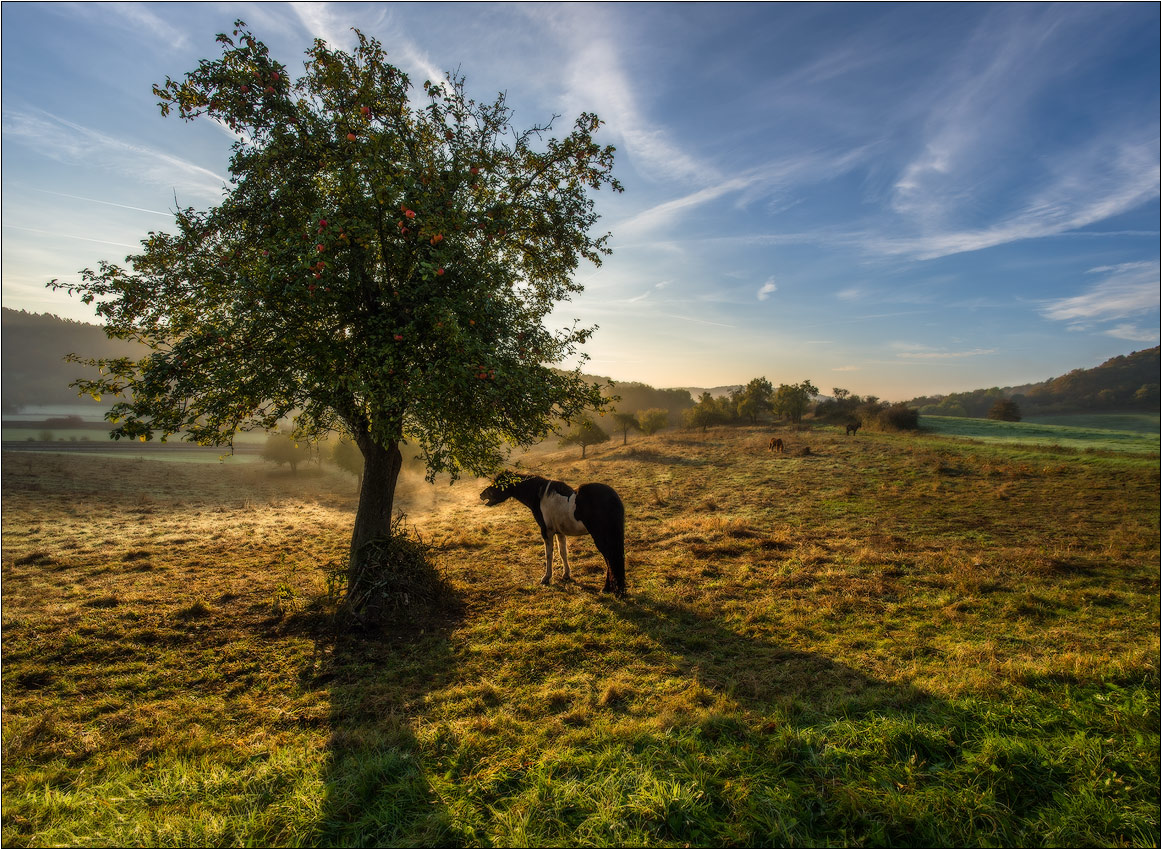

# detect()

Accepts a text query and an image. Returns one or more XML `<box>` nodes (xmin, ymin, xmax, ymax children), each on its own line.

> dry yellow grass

<box><xmin>2</xmin><ymin>425</ymin><xmax>1159</xmax><ymax>846</ymax></box>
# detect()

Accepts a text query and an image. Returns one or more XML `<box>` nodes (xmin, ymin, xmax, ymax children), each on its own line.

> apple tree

<box><xmin>49</xmin><ymin>23</ymin><xmax>621</xmax><ymax>586</ymax></box>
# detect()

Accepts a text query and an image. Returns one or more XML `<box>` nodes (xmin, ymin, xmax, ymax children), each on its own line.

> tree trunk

<box><xmin>348</xmin><ymin>438</ymin><xmax>404</xmax><ymax>575</ymax></box>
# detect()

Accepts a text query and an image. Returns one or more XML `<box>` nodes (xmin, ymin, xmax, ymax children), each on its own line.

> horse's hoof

<box><xmin>540</xmin><ymin>577</ymin><xmax>551</xmax><ymax>586</ymax></box>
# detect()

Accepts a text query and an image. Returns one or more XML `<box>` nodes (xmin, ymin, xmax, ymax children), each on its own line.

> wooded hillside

<box><xmin>1</xmin><ymin>309</ymin><xmax>147</xmax><ymax>412</ymax></box>
<box><xmin>909</xmin><ymin>347</ymin><xmax>1160</xmax><ymax>417</ymax></box>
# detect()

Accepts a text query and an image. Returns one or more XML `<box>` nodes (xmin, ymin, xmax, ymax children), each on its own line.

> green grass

<box><xmin>1024</xmin><ymin>412</ymin><xmax>1161</xmax><ymax>434</ymax></box>
<box><xmin>921</xmin><ymin>414</ymin><xmax>1160</xmax><ymax>454</ymax></box>
<box><xmin>2</xmin><ymin>426</ymin><xmax>1158</xmax><ymax>846</ymax></box>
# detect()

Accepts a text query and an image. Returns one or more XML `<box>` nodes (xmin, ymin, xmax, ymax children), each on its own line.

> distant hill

<box><xmin>1</xmin><ymin>309</ymin><xmax>147</xmax><ymax>412</ymax></box>
<box><xmin>677</xmin><ymin>385</ymin><xmax>743</xmax><ymax>400</ymax></box>
<box><xmin>6</xmin><ymin>308</ymin><xmax>1155</xmax><ymax>422</ymax></box>
<box><xmin>909</xmin><ymin>347</ymin><xmax>1160</xmax><ymax>417</ymax></box>
<box><xmin>578</xmin><ymin>374</ymin><xmax>695</xmax><ymax>422</ymax></box>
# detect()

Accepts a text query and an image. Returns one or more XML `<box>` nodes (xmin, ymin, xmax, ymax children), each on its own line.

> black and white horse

<box><xmin>480</xmin><ymin>472</ymin><xmax>627</xmax><ymax>596</ymax></box>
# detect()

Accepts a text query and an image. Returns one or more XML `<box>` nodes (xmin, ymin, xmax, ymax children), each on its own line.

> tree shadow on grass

<box><xmin>285</xmin><ymin>592</ymin><xmax>468</xmax><ymax>847</ymax></box>
<box><xmin>600</xmin><ymin>590</ymin><xmax>933</xmax><ymax>720</ymax></box>
<box><xmin>588</xmin><ymin>589</ymin><xmax>1160</xmax><ymax>847</ymax></box>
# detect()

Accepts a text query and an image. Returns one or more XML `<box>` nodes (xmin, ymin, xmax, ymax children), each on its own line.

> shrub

<box><xmin>988</xmin><ymin>399</ymin><xmax>1022</xmax><ymax>421</ymax></box>
<box><xmin>876</xmin><ymin>402</ymin><xmax>920</xmax><ymax>431</ymax></box>
<box><xmin>330</xmin><ymin>515</ymin><xmax>457</xmax><ymax>630</ymax></box>
<box><xmin>637</xmin><ymin>408</ymin><xmax>670</xmax><ymax>436</ymax></box>
<box><xmin>260</xmin><ymin>433</ymin><xmax>313</xmax><ymax>473</ymax></box>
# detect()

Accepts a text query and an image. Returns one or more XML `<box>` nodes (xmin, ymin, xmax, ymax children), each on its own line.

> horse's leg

<box><xmin>541</xmin><ymin>533</ymin><xmax>554</xmax><ymax>585</ymax></box>
<box><xmin>558</xmin><ymin>534</ymin><xmax>572</xmax><ymax>581</ymax></box>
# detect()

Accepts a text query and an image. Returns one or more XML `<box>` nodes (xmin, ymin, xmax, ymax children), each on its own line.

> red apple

<box><xmin>361</xmin><ymin>105</ymin><xmax>370</xmax><ymax>116</ymax></box>
<box><xmin>316</xmin><ymin>243</ymin><xmax>325</xmax><ymax>252</ymax></box>
<box><xmin>346</xmin><ymin>132</ymin><xmax>357</xmax><ymax>141</ymax></box>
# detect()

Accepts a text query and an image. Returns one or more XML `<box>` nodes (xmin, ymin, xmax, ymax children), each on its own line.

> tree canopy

<box><xmin>50</xmin><ymin>22</ymin><xmax>621</xmax><ymax>570</ymax></box>
<box><xmin>773</xmin><ymin>380</ymin><xmax>819</xmax><ymax>424</ymax></box>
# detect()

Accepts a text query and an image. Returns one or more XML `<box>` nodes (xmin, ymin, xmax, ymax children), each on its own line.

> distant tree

<box><xmin>328</xmin><ymin>435</ymin><xmax>365</xmax><ymax>490</ymax></box>
<box><xmin>261</xmin><ymin>433</ymin><xmax>313</xmax><ymax>473</ymax></box>
<box><xmin>559</xmin><ymin>417</ymin><xmax>609</xmax><ymax>458</ymax></box>
<box><xmin>987</xmin><ymin>399</ymin><xmax>1022</xmax><ymax>422</ymax></box>
<box><xmin>684</xmin><ymin>391</ymin><xmax>727</xmax><ymax>432</ymax></box>
<box><xmin>636</xmin><ymin>408</ymin><xmax>669</xmax><ymax>436</ymax></box>
<box><xmin>611</xmin><ymin>411</ymin><xmax>641</xmax><ymax>445</ymax></box>
<box><xmin>773</xmin><ymin>379</ymin><xmax>819</xmax><ymax>424</ymax></box>
<box><xmin>736</xmin><ymin>377</ymin><xmax>774</xmax><ymax>425</ymax></box>
<box><xmin>48</xmin><ymin>23</ymin><xmax>620</xmax><ymax>597</ymax></box>
<box><xmin>815</xmin><ymin>388</ymin><xmax>863</xmax><ymax>422</ymax></box>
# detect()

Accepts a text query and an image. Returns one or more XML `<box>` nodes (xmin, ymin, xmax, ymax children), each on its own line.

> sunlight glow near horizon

<box><xmin>1</xmin><ymin>2</ymin><xmax>1158</xmax><ymax>400</ymax></box>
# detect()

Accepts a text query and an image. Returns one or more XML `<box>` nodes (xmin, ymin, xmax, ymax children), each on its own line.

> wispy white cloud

<box><xmin>878</xmin><ymin>5</ymin><xmax>1160</xmax><ymax>261</ymax></box>
<box><xmin>1106</xmin><ymin>323</ymin><xmax>1160</xmax><ymax>343</ymax></box>
<box><xmin>1040</xmin><ymin>261</ymin><xmax>1161</xmax><ymax>333</ymax></box>
<box><xmin>3</xmin><ymin>106</ymin><xmax>227</xmax><ymax>201</ymax></box>
<box><xmin>878</xmin><ymin>135</ymin><xmax>1161</xmax><ymax>261</ymax></box>
<box><xmin>618</xmin><ymin>146</ymin><xmax>870</xmax><ymax>239</ymax></box>
<box><xmin>618</xmin><ymin>176</ymin><xmax>754</xmax><ymax>236</ymax></box>
<box><xmin>2</xmin><ymin>223</ymin><xmax>139</xmax><ymax>251</ymax></box>
<box><xmin>289</xmin><ymin>2</ymin><xmax>357</xmax><ymax>50</ymax></box>
<box><xmin>655</xmin><ymin>312</ymin><xmax>736</xmax><ymax>329</ymax></box>
<box><xmin>891</xmin><ymin>343</ymin><xmax>997</xmax><ymax>361</ymax></box>
<box><xmin>757</xmin><ymin>278</ymin><xmax>777</xmax><ymax>301</ymax></box>
<box><xmin>75</xmin><ymin>2</ymin><xmax>191</xmax><ymax>52</ymax></box>
<box><xmin>522</xmin><ymin>5</ymin><xmax>711</xmax><ymax>187</ymax></box>
<box><xmin>626</xmin><ymin>280</ymin><xmax>671</xmax><ymax>304</ymax></box>
<box><xmin>29</xmin><ymin>188</ymin><xmax>171</xmax><ymax>217</ymax></box>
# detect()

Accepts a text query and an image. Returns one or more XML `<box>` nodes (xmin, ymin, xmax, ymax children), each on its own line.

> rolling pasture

<box><xmin>2</xmin><ymin>423</ymin><xmax>1159</xmax><ymax>846</ymax></box>
<box><xmin>922</xmin><ymin>414</ymin><xmax>1160</xmax><ymax>454</ymax></box>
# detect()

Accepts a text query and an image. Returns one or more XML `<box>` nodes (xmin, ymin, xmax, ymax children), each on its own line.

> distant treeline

<box><xmin>6</xmin><ymin>308</ymin><xmax>1156</xmax><ymax>426</ymax></box>
<box><xmin>1</xmin><ymin>308</ymin><xmax>147</xmax><ymax>412</ymax></box>
<box><xmin>908</xmin><ymin>347</ymin><xmax>1160</xmax><ymax>418</ymax></box>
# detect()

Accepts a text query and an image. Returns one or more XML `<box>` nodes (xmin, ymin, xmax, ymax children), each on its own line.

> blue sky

<box><xmin>2</xmin><ymin>2</ymin><xmax>1158</xmax><ymax>399</ymax></box>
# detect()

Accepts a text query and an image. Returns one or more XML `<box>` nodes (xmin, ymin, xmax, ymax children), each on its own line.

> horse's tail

<box><xmin>605</xmin><ymin>504</ymin><xmax>626</xmax><ymax>592</ymax></box>
<box><xmin>576</xmin><ymin>483</ymin><xmax>627</xmax><ymax>595</ymax></box>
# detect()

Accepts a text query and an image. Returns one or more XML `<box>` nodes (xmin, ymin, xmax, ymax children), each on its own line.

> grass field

<box><xmin>922</xmin><ymin>414</ymin><xmax>1160</xmax><ymax>454</ymax></box>
<box><xmin>2</xmin><ymin>424</ymin><xmax>1159</xmax><ymax>846</ymax></box>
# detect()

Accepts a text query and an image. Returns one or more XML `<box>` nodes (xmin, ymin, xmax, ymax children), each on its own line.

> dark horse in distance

<box><xmin>480</xmin><ymin>472</ymin><xmax>627</xmax><ymax>596</ymax></box>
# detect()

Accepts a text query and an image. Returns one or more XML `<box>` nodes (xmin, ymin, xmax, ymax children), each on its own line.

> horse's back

<box><xmin>575</xmin><ymin>482</ymin><xmax>624</xmax><ymax>524</ymax></box>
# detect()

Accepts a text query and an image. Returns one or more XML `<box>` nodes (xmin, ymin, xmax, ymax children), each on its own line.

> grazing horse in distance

<box><xmin>480</xmin><ymin>471</ymin><xmax>627</xmax><ymax>596</ymax></box>
<box><xmin>846</xmin><ymin>421</ymin><xmax>861</xmax><ymax>436</ymax></box>
<box><xmin>768</xmin><ymin>437</ymin><xmax>785</xmax><ymax>453</ymax></box>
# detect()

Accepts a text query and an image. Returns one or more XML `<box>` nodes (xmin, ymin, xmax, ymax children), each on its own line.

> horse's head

<box><xmin>479</xmin><ymin>470</ymin><xmax>524</xmax><ymax>506</ymax></box>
